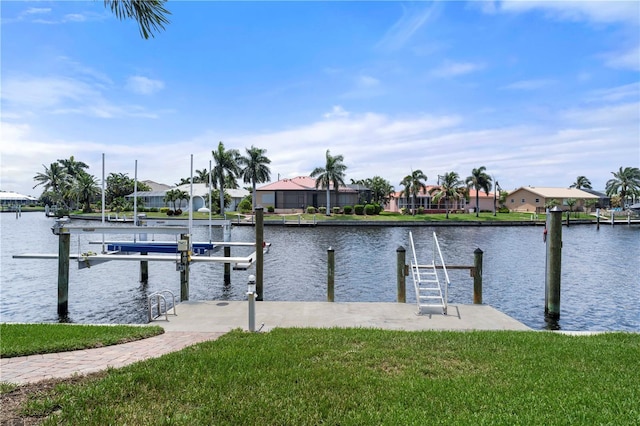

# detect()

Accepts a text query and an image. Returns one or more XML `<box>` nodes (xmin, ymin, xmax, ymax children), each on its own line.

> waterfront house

<box><xmin>126</xmin><ymin>182</ymin><xmax>249</xmax><ymax>212</ymax></box>
<box><xmin>0</xmin><ymin>190</ymin><xmax>39</xmax><ymax>210</ymax></box>
<box><xmin>506</xmin><ymin>187</ymin><xmax>600</xmax><ymax>213</ymax></box>
<box><xmin>387</xmin><ymin>187</ymin><xmax>497</xmax><ymax>213</ymax></box>
<box><xmin>255</xmin><ymin>176</ymin><xmax>368</xmax><ymax>212</ymax></box>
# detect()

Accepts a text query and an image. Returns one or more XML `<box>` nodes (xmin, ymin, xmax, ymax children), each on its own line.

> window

<box><xmin>535</xmin><ymin>198</ymin><xmax>540</xmax><ymax>203</ymax></box>
<box><xmin>521</xmin><ymin>199</ymin><xmax>525</xmax><ymax>203</ymax></box>
<box><xmin>510</xmin><ymin>199</ymin><xmax>514</xmax><ymax>203</ymax></box>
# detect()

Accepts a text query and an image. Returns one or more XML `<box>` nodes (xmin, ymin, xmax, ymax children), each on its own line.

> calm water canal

<box><xmin>1</xmin><ymin>212</ymin><xmax>638</xmax><ymax>331</ymax></box>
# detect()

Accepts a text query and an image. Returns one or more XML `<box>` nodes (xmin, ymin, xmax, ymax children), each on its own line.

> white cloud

<box><xmin>64</xmin><ymin>14</ymin><xmax>87</xmax><ymax>23</ymax></box>
<box><xmin>501</xmin><ymin>79</ymin><xmax>555</xmax><ymax>90</ymax></box>
<box><xmin>324</xmin><ymin>106</ymin><xmax>350</xmax><ymax>119</ymax></box>
<box><xmin>357</xmin><ymin>75</ymin><xmax>380</xmax><ymax>88</ymax></box>
<box><xmin>604</xmin><ymin>45</ymin><xmax>640</xmax><ymax>71</ymax></box>
<box><xmin>126</xmin><ymin>76</ymin><xmax>165</xmax><ymax>95</ymax></box>
<box><xmin>23</xmin><ymin>7</ymin><xmax>51</xmax><ymax>15</ymax></box>
<box><xmin>431</xmin><ymin>61</ymin><xmax>486</xmax><ymax>77</ymax></box>
<box><xmin>376</xmin><ymin>2</ymin><xmax>441</xmax><ymax>51</ymax></box>
<box><xmin>1</xmin><ymin>74</ymin><xmax>164</xmax><ymax>119</ymax></box>
<box><xmin>586</xmin><ymin>82</ymin><xmax>640</xmax><ymax>103</ymax></box>
<box><xmin>496</xmin><ymin>1</ymin><xmax>640</xmax><ymax>25</ymax></box>
<box><xmin>341</xmin><ymin>74</ymin><xmax>385</xmax><ymax>99</ymax></box>
<box><xmin>3</xmin><ymin>95</ymin><xmax>637</xmax><ymax>197</ymax></box>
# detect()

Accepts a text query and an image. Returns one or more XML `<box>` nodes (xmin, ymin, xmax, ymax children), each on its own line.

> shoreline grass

<box><xmin>0</xmin><ymin>324</ymin><xmax>163</xmax><ymax>358</ymax></box>
<box><xmin>5</xmin><ymin>328</ymin><xmax>639</xmax><ymax>424</ymax></box>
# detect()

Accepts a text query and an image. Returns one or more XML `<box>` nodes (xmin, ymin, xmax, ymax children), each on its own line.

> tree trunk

<box><xmin>219</xmin><ymin>174</ymin><xmax>225</xmax><ymax>215</ymax></box>
<box><xmin>326</xmin><ymin>187</ymin><xmax>331</xmax><ymax>214</ymax></box>
<box><xmin>252</xmin><ymin>181</ymin><xmax>257</xmax><ymax>211</ymax></box>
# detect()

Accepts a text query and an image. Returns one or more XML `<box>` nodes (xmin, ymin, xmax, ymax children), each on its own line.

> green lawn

<box><xmin>8</xmin><ymin>328</ymin><xmax>639</xmax><ymax>425</ymax></box>
<box><xmin>0</xmin><ymin>323</ymin><xmax>163</xmax><ymax>358</ymax></box>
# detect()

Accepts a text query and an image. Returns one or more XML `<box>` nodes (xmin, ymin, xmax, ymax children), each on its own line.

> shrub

<box><xmin>267</xmin><ymin>205</ymin><xmax>274</xmax><ymax>213</ymax></box>
<box><xmin>343</xmin><ymin>205</ymin><xmax>353</xmax><ymax>214</ymax></box>
<box><xmin>364</xmin><ymin>204</ymin><xmax>376</xmax><ymax>215</ymax></box>
<box><xmin>166</xmin><ymin>210</ymin><xmax>174</xmax><ymax>216</ymax></box>
<box><xmin>374</xmin><ymin>203</ymin><xmax>382</xmax><ymax>214</ymax></box>
<box><xmin>354</xmin><ymin>204</ymin><xmax>365</xmax><ymax>215</ymax></box>
<box><xmin>400</xmin><ymin>207</ymin><xmax>409</xmax><ymax>215</ymax></box>
<box><xmin>175</xmin><ymin>209</ymin><xmax>183</xmax><ymax>216</ymax></box>
<box><xmin>306</xmin><ymin>206</ymin><xmax>316</xmax><ymax>214</ymax></box>
<box><xmin>418</xmin><ymin>206</ymin><xmax>425</xmax><ymax>215</ymax></box>
<box><xmin>499</xmin><ymin>207</ymin><xmax>510</xmax><ymax>213</ymax></box>
<box><xmin>318</xmin><ymin>207</ymin><xmax>327</xmax><ymax>214</ymax></box>
<box><xmin>160</xmin><ymin>207</ymin><xmax>169</xmax><ymax>214</ymax></box>
<box><xmin>333</xmin><ymin>207</ymin><xmax>341</xmax><ymax>215</ymax></box>
<box><xmin>238</xmin><ymin>199</ymin><xmax>252</xmax><ymax>213</ymax></box>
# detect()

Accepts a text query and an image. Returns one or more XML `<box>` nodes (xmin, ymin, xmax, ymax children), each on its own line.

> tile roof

<box><xmin>508</xmin><ymin>187</ymin><xmax>599</xmax><ymax>199</ymax></box>
<box><xmin>258</xmin><ymin>176</ymin><xmax>356</xmax><ymax>192</ymax></box>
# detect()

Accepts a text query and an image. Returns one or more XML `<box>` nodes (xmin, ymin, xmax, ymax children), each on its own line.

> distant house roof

<box><xmin>508</xmin><ymin>187</ymin><xmax>599</xmax><ymax>199</ymax></box>
<box><xmin>175</xmin><ymin>183</ymin><xmax>248</xmax><ymax>199</ymax></box>
<box><xmin>141</xmin><ymin>180</ymin><xmax>171</xmax><ymax>192</ymax></box>
<box><xmin>127</xmin><ymin>183</ymin><xmax>249</xmax><ymax>199</ymax></box>
<box><xmin>0</xmin><ymin>191</ymin><xmax>38</xmax><ymax>202</ymax></box>
<box><xmin>258</xmin><ymin>176</ymin><xmax>357</xmax><ymax>193</ymax></box>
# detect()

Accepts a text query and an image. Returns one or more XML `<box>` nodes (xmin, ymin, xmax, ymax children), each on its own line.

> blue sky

<box><xmin>1</xmin><ymin>1</ymin><xmax>639</xmax><ymax>197</ymax></box>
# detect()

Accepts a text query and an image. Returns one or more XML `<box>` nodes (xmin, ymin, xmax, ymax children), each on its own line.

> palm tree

<box><xmin>466</xmin><ymin>166</ymin><xmax>492</xmax><ymax>217</ymax></box>
<box><xmin>163</xmin><ymin>189</ymin><xmax>186</xmax><ymax>211</ymax></box>
<box><xmin>429</xmin><ymin>172</ymin><xmax>464</xmax><ymax>219</ymax></box>
<box><xmin>73</xmin><ymin>173</ymin><xmax>100</xmax><ymax>213</ymax></box>
<box><xmin>58</xmin><ymin>156</ymin><xmax>89</xmax><ymax>180</ymax></box>
<box><xmin>212</xmin><ymin>142</ymin><xmax>241</xmax><ymax>215</ymax></box>
<box><xmin>33</xmin><ymin>163</ymin><xmax>71</xmax><ymax>208</ymax></box>
<box><xmin>606</xmin><ymin>166</ymin><xmax>640</xmax><ymax>207</ymax></box>
<box><xmin>105</xmin><ymin>0</ymin><xmax>171</xmax><ymax>39</ymax></box>
<box><xmin>400</xmin><ymin>170</ymin><xmax>427</xmax><ymax>215</ymax></box>
<box><xmin>194</xmin><ymin>169</ymin><xmax>210</xmax><ymax>186</ymax></box>
<box><xmin>239</xmin><ymin>146</ymin><xmax>271</xmax><ymax>211</ymax></box>
<box><xmin>570</xmin><ymin>176</ymin><xmax>592</xmax><ymax>189</ymax></box>
<box><xmin>310</xmin><ymin>149</ymin><xmax>347</xmax><ymax>215</ymax></box>
<box><xmin>175</xmin><ymin>190</ymin><xmax>190</xmax><ymax>212</ymax></box>
<box><xmin>368</xmin><ymin>176</ymin><xmax>394</xmax><ymax>207</ymax></box>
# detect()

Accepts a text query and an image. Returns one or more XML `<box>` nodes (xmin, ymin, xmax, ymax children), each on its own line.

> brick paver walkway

<box><xmin>0</xmin><ymin>331</ymin><xmax>223</xmax><ymax>384</ymax></box>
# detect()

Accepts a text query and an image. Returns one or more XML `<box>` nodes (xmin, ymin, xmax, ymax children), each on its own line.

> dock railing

<box><xmin>432</xmin><ymin>232</ymin><xmax>451</xmax><ymax>310</ymax></box>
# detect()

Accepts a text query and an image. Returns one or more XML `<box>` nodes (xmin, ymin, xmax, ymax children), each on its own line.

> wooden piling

<box><xmin>224</xmin><ymin>246</ymin><xmax>231</xmax><ymax>285</ymax></box>
<box><xmin>545</xmin><ymin>206</ymin><xmax>562</xmax><ymax>319</ymax></box>
<box><xmin>180</xmin><ymin>234</ymin><xmax>190</xmax><ymax>301</ymax></box>
<box><xmin>57</xmin><ymin>232</ymin><xmax>70</xmax><ymax>316</ymax></box>
<box><xmin>396</xmin><ymin>246</ymin><xmax>406</xmax><ymax>303</ymax></box>
<box><xmin>140</xmin><ymin>252</ymin><xmax>148</xmax><ymax>283</ymax></box>
<box><xmin>596</xmin><ymin>208</ymin><xmax>600</xmax><ymax>230</ymax></box>
<box><xmin>327</xmin><ymin>247</ymin><xmax>335</xmax><ymax>302</ymax></box>
<box><xmin>255</xmin><ymin>207</ymin><xmax>264</xmax><ymax>301</ymax></box>
<box><xmin>473</xmin><ymin>248</ymin><xmax>483</xmax><ymax>304</ymax></box>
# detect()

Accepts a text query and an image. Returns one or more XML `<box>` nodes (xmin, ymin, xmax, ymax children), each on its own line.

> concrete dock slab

<box><xmin>157</xmin><ymin>301</ymin><xmax>531</xmax><ymax>332</ymax></box>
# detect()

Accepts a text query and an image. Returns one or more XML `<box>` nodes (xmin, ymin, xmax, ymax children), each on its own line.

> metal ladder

<box><xmin>148</xmin><ymin>290</ymin><xmax>177</xmax><ymax>321</ymax></box>
<box><xmin>409</xmin><ymin>231</ymin><xmax>449</xmax><ymax>315</ymax></box>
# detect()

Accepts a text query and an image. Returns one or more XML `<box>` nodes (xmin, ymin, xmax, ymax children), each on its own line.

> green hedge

<box><xmin>354</xmin><ymin>204</ymin><xmax>365</xmax><ymax>215</ymax></box>
<box><xmin>343</xmin><ymin>205</ymin><xmax>353</xmax><ymax>214</ymax></box>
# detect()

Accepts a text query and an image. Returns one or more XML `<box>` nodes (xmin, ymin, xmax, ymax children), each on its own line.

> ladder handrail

<box><xmin>432</xmin><ymin>232</ymin><xmax>450</xmax><ymax>312</ymax></box>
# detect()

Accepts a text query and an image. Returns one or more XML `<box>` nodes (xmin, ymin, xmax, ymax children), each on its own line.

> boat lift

<box><xmin>13</xmin><ymin>217</ymin><xmax>270</xmax><ymax>316</ymax></box>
